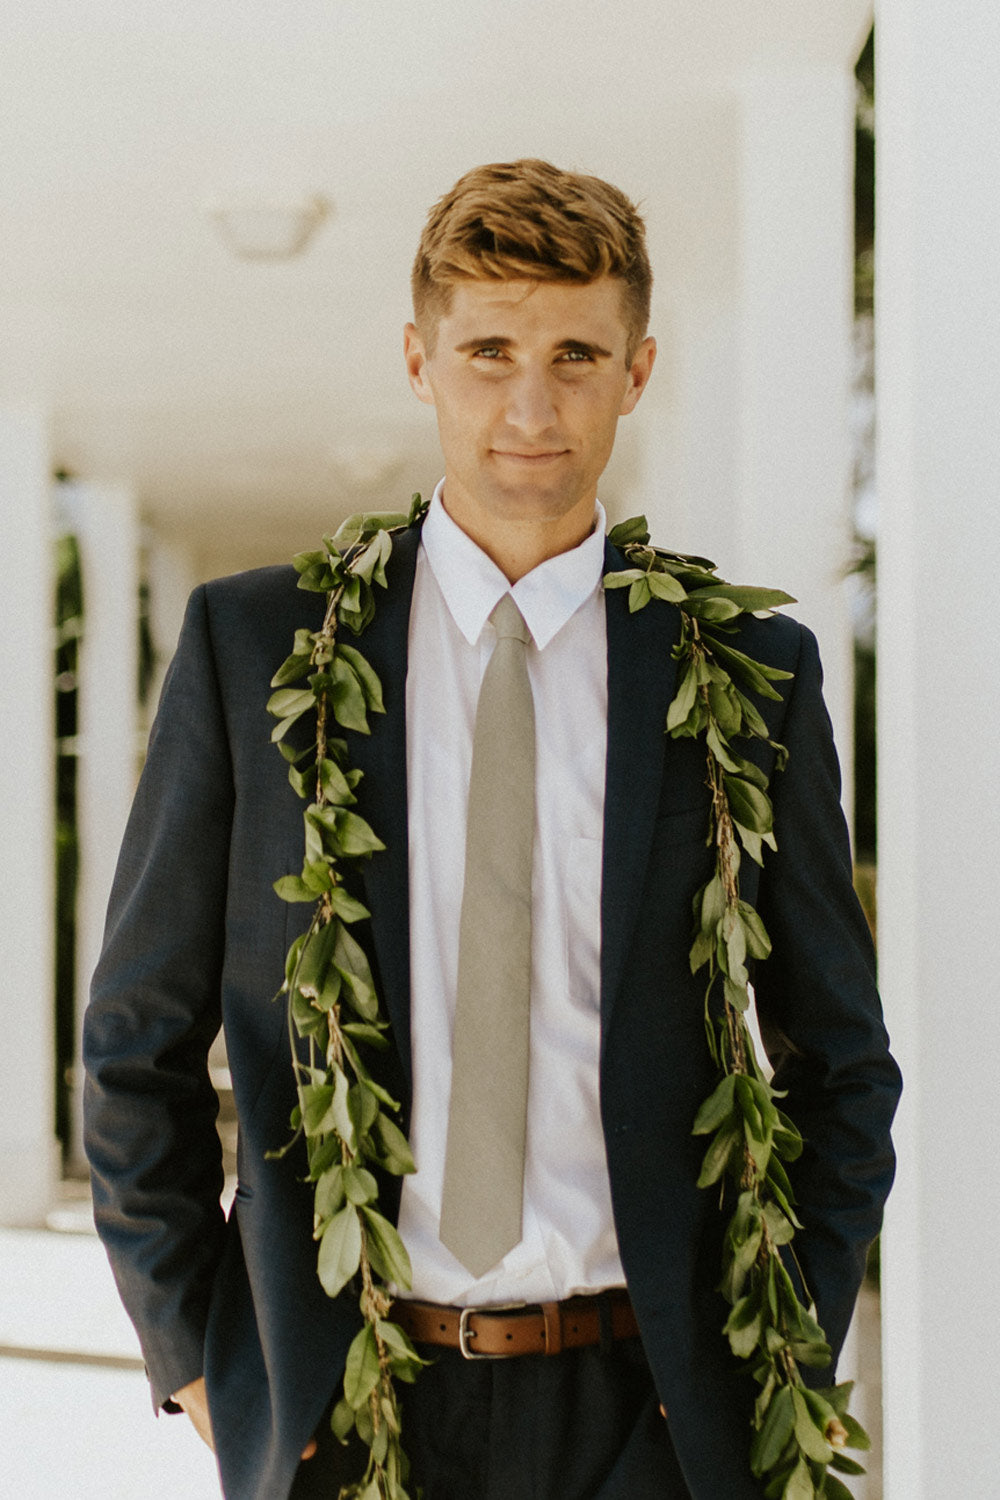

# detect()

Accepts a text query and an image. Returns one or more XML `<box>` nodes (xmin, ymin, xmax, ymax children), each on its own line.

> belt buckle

<box><xmin>457</xmin><ymin>1301</ymin><xmax>528</xmax><ymax>1360</ymax></box>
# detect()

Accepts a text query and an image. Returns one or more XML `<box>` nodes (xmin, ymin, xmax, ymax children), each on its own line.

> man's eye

<box><xmin>474</xmin><ymin>346</ymin><xmax>504</xmax><ymax>360</ymax></box>
<box><xmin>559</xmin><ymin>349</ymin><xmax>593</xmax><ymax>363</ymax></box>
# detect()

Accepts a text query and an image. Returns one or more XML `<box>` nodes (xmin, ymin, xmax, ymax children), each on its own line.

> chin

<box><xmin>484</xmin><ymin>474</ymin><xmax>587</xmax><ymax>522</ymax></box>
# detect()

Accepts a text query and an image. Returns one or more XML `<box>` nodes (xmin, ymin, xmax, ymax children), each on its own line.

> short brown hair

<box><xmin>411</xmin><ymin>159</ymin><xmax>652</xmax><ymax>362</ymax></box>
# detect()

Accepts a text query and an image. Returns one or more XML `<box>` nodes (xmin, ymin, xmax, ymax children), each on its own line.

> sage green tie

<box><xmin>439</xmin><ymin>594</ymin><xmax>536</xmax><ymax>1277</ymax></box>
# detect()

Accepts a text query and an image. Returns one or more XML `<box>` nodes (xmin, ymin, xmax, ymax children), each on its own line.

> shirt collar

<box><xmin>420</xmin><ymin>478</ymin><xmax>608</xmax><ymax>651</ymax></box>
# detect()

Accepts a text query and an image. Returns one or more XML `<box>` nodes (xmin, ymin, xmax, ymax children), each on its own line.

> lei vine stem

<box><xmin>269</xmin><ymin>500</ymin><xmax>870</xmax><ymax>1500</ymax></box>
<box><xmin>605</xmin><ymin>518</ymin><xmax>870</xmax><ymax>1499</ymax></box>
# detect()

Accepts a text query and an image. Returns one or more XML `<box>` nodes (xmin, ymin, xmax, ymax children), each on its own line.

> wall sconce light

<box><xmin>207</xmin><ymin>194</ymin><xmax>333</xmax><ymax>261</ymax></box>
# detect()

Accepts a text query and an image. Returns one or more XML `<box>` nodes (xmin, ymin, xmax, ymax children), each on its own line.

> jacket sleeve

<box><xmin>752</xmin><ymin>623</ymin><xmax>901</xmax><ymax>1367</ymax></box>
<box><xmin>83</xmin><ymin>584</ymin><xmax>233</xmax><ymax>1409</ymax></box>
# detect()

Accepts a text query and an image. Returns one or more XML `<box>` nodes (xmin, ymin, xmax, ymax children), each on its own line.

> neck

<box><xmin>440</xmin><ymin>489</ymin><xmax>598</xmax><ymax>583</ymax></box>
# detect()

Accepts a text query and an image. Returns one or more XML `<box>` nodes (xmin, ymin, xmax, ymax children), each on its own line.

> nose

<box><xmin>504</xmin><ymin>366</ymin><xmax>558</xmax><ymax>437</ymax></box>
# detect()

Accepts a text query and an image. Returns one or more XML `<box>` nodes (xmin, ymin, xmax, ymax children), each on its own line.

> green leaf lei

<box><xmin>268</xmin><ymin>500</ymin><xmax>870</xmax><ymax>1500</ymax></box>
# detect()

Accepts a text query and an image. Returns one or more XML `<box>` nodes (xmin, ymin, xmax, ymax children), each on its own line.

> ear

<box><xmin>619</xmin><ymin>336</ymin><xmax>657</xmax><ymax>416</ymax></box>
<box><xmin>404</xmin><ymin>323</ymin><xmax>436</xmax><ymax>406</ymax></box>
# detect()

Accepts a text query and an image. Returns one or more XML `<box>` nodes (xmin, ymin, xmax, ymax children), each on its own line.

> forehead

<box><xmin>439</xmin><ymin>276</ymin><xmax>629</xmax><ymax>346</ymax></box>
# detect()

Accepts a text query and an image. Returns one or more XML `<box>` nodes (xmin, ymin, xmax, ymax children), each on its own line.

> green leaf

<box><xmin>267</xmin><ymin>687</ymin><xmax>316</xmax><ymax>721</ymax></box>
<box><xmin>602</xmin><ymin>567</ymin><xmax>646</xmax><ymax>590</ymax></box>
<box><xmin>343</xmin><ymin>1322</ymin><xmax>381</xmax><ymax>1407</ymax></box>
<box><xmin>329</xmin><ymin>654</ymin><xmax>371</xmax><ymax>734</ymax></box>
<box><xmin>350</xmin><ymin>530</ymin><xmax>393</xmax><ymax>588</ymax></box>
<box><xmin>791</xmin><ymin>1387</ymin><xmax>833</xmax><ymax>1464</ymax></box>
<box><xmin>376</xmin><ymin>1319</ymin><xmax>424</xmax><ymax>1366</ymax></box>
<box><xmin>699</xmin><ymin>874</ymin><xmax>726</xmax><ymax>935</ymax></box>
<box><xmin>337</xmin><ymin>642</ymin><xmax>386</xmax><ymax>713</ymax></box>
<box><xmin>821</xmin><ymin>1477</ymin><xmax>857</xmax><ymax>1500</ymax></box>
<box><xmin>689</xmin><ymin>928</ymin><xmax>714</xmax><ymax>973</ymax></box>
<box><xmin>647</xmin><ymin>569</ymin><xmax>687</xmax><ymax>604</ymax></box>
<box><xmin>319</xmin><ymin>1067</ymin><xmax>353</xmax><ymax>1151</ymax></box>
<box><xmin>372</xmin><ymin>1112</ymin><xmax>416</xmax><ymax>1175</ymax></box>
<box><xmin>724</xmin><ymin>976</ymin><xmax>750</xmax><ymax>1012</ymax></box>
<box><xmin>271</xmin><ymin>712</ymin><xmax>308</xmax><ymax>745</ymax></box>
<box><xmin>628</xmin><ymin>576</ymin><xmax>652</xmax><ymax>612</ymax></box>
<box><xmin>817</xmin><ymin>1381</ymin><xmax>852</xmax><ymax>1419</ymax></box>
<box><xmin>765</xmin><ymin>1155</ymin><xmax>802</xmax><ymax>1225</ymax></box>
<box><xmin>319</xmin><ymin>757</ymin><xmax>357</xmax><ymax>805</ymax></box>
<box><xmin>300</xmin><ymin>1082</ymin><xmax>336</xmax><ymax>1135</ymax></box>
<box><xmin>607</xmin><ymin>514</ymin><xmax>650</xmax><ymax>547</ymax></box>
<box><xmin>278</xmin><ymin>738</ymin><xmax>314</xmax><ymax>765</ymax></box>
<box><xmin>334</xmin><ymin>923</ymin><xmax>379</xmax><ymax>1017</ymax></box>
<box><xmin>666</xmin><ymin>666</ymin><xmax>699</xmax><ymax>732</ymax></box>
<box><xmin>692</xmin><ymin>1073</ymin><xmax>737</xmax><ymax>1135</ymax></box>
<box><xmin>735</xmin><ymin>823</ymin><xmax>765</xmax><ymax>866</ymax></box>
<box><xmin>837</xmin><ymin>1410</ymin><xmax>871</xmax><ymax>1452</ymax></box>
<box><xmin>705</xmin><ymin>721</ymin><xmax>741</xmax><ymax>775</ymax></box>
<box><xmin>724</xmin><ymin>1293</ymin><xmax>763</xmax><ymax>1359</ymax></box>
<box><xmin>724</xmin><ymin>775</ymin><xmax>774</xmax><ymax>835</ymax></box>
<box><xmin>341</xmin><ymin>1020</ymin><xmax>390</xmax><ymax>1050</ymax></box>
<box><xmin>734</xmin><ymin>1073</ymin><xmax>768</xmax><ymax>1142</ymax></box>
<box><xmin>328</xmin><ymin>886</ymin><xmax>371</xmax><ymax>924</ymax></box>
<box><xmin>783</xmin><ymin>1455</ymin><xmax>815</xmax><ymax>1500</ymax></box>
<box><xmin>697</xmin><ymin>1120</ymin><xmax>741</xmax><ymax>1186</ymax></box>
<box><xmin>348</xmin><ymin>1081</ymin><xmax>380</xmax><ymax>1138</ymax></box>
<box><xmin>371</xmin><ymin>1414</ymin><xmax>390</xmax><ymax>1465</ymax></box>
<box><xmin>273</xmin><ymin>873</ymin><xmax>318</xmax><ymax>903</ymax></box>
<box><xmin>752</xmin><ymin>1384</ymin><xmax>795</xmax><ymax>1477</ymax></box>
<box><xmin>762</xmin><ymin>1201</ymin><xmax>796</xmax><ymax>1247</ymax></box>
<box><xmin>704</xmin><ymin>639</ymin><xmax>783</xmax><ymax>701</ymax></box>
<box><xmin>286</xmin><ymin>763</ymin><xmax>315</xmax><ymax>800</ymax></box>
<box><xmin>828</xmin><ymin>1454</ymin><xmax>866</xmax><ymax>1475</ymax></box>
<box><xmin>316</xmin><ymin>1205</ymin><xmax>362</xmax><ymax>1297</ymax></box>
<box><xmin>314</xmin><ymin>1165</ymin><xmax>346</xmax><ymax>1221</ymax></box>
<box><xmin>338</xmin><ymin>1031</ymin><xmax>400</xmax><ymax>1108</ymax></box>
<box><xmin>732</xmin><ymin>688</ymin><xmax>771</xmax><ymax>739</ymax></box>
<box><xmin>342</xmin><ymin>1166</ymin><xmax>379</xmax><ymax>1205</ymax></box>
<box><xmin>721</xmin><ymin>906</ymin><xmax>749</xmax><ymax>985</ymax></box>
<box><xmin>295</xmin><ymin>920</ymin><xmax>339</xmax><ymax>1001</ymax></box>
<box><xmin>334</xmin><ymin>810</ymin><xmax>387</xmax><ymax>858</ymax></box>
<box><xmin>333</xmin><ymin>509</ymin><xmax>410</xmax><ymax>549</ymax></box>
<box><xmin>330</xmin><ymin>1396</ymin><xmax>356</xmax><ymax>1442</ymax></box>
<box><xmin>707</xmin><ymin>680</ymin><xmax>742</xmax><ymax>737</ymax></box>
<box><xmin>739</xmin><ymin>901</ymin><xmax>772</xmax><ymax>960</ymax></box>
<box><xmin>362</xmin><ymin>1207</ymin><xmax>413</xmax><ymax>1288</ymax></box>
<box><xmin>686</xmin><ymin>584</ymin><xmax>796</xmax><ymax>613</ymax></box>
<box><xmin>270</xmin><ymin>652</ymin><xmax>313</xmax><ymax>688</ymax></box>
<box><xmin>686</xmin><ymin>595</ymin><xmax>742</xmax><ymax>623</ymax></box>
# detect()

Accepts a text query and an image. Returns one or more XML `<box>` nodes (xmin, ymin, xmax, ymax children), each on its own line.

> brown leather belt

<box><xmin>391</xmin><ymin>1289</ymin><xmax>639</xmax><ymax>1360</ymax></box>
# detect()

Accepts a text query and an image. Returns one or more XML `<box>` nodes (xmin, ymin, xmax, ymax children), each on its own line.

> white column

<box><xmin>144</xmin><ymin>530</ymin><xmax>197</xmax><ymax>716</ymax></box>
<box><xmin>60</xmin><ymin>483</ymin><xmax>139</xmax><ymax>1172</ymax></box>
<box><xmin>736</xmin><ymin>71</ymin><xmax>858</xmax><ymax>800</ymax></box>
<box><xmin>0</xmin><ymin>408</ymin><xmax>60</xmax><ymax>1225</ymax></box>
<box><xmin>877</xmin><ymin>4</ymin><xmax>1000</xmax><ymax>1497</ymax></box>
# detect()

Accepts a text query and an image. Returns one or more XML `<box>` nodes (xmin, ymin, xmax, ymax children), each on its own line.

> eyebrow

<box><xmin>453</xmin><ymin>335</ymin><xmax>615</xmax><ymax>359</ymax></box>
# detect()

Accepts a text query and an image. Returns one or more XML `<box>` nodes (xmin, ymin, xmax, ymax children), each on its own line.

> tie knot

<box><xmin>491</xmin><ymin>593</ymin><xmax>532</xmax><ymax>646</ymax></box>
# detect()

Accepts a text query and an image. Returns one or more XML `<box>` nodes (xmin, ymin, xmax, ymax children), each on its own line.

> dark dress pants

<box><xmin>290</xmin><ymin>1335</ymin><xmax>691</xmax><ymax>1500</ymax></box>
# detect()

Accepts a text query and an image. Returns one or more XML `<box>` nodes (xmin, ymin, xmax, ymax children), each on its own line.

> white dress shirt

<box><xmin>397</xmin><ymin>480</ymin><xmax>626</xmax><ymax>1306</ymax></box>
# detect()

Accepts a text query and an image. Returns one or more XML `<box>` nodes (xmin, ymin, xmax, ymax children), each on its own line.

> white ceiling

<box><xmin>1</xmin><ymin>1</ymin><xmax>872</xmax><ymax>573</ymax></box>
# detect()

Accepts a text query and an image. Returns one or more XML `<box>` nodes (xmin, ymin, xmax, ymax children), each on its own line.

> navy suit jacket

<box><xmin>84</xmin><ymin>522</ymin><xmax>900</xmax><ymax>1499</ymax></box>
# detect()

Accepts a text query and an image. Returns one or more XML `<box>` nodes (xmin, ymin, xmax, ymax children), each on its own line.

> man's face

<box><xmin>404</xmin><ymin>277</ymin><xmax>655</xmax><ymax>550</ymax></box>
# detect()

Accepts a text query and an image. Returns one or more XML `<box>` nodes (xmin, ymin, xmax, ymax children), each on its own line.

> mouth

<box><xmin>490</xmin><ymin>449</ymin><xmax>570</xmax><ymax>465</ymax></box>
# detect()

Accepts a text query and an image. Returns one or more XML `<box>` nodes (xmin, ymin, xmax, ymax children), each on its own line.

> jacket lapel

<box><xmin>348</xmin><ymin>523</ymin><xmax>421</xmax><ymax>1086</ymax></box>
<box><xmin>600</xmin><ymin>539</ymin><xmax>681</xmax><ymax>1030</ymax></box>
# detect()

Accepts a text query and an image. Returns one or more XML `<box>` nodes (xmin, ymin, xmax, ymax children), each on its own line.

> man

<box><xmin>84</xmin><ymin>159</ymin><xmax>900</xmax><ymax>1499</ymax></box>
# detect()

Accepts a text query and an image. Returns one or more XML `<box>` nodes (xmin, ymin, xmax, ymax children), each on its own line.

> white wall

<box><xmin>877</xmin><ymin>2</ymin><xmax>1000</xmax><ymax>1495</ymax></box>
<box><xmin>0</xmin><ymin>408</ymin><xmax>60</xmax><ymax>1224</ymax></box>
